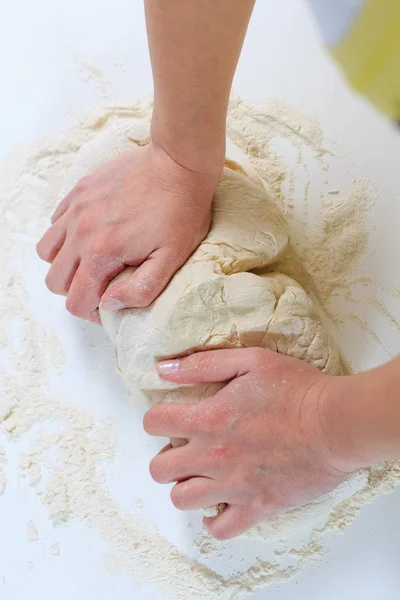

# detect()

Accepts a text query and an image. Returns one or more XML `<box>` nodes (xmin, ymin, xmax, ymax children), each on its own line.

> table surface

<box><xmin>1</xmin><ymin>1</ymin><xmax>400</xmax><ymax>599</ymax></box>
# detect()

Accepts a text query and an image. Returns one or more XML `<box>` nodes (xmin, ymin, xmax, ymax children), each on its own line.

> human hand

<box><xmin>37</xmin><ymin>142</ymin><xmax>220</xmax><ymax>323</ymax></box>
<box><xmin>144</xmin><ymin>348</ymin><xmax>354</xmax><ymax>540</ymax></box>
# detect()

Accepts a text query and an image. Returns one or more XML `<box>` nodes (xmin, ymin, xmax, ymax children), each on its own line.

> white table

<box><xmin>1</xmin><ymin>1</ymin><xmax>400</xmax><ymax>599</ymax></box>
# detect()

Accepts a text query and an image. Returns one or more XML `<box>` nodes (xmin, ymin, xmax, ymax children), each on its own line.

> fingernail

<box><xmin>157</xmin><ymin>360</ymin><xmax>180</xmax><ymax>375</ymax></box>
<box><xmin>100</xmin><ymin>299</ymin><xmax>126</xmax><ymax>312</ymax></box>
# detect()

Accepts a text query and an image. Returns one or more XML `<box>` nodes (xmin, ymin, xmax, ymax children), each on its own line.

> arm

<box><xmin>37</xmin><ymin>1</ymin><xmax>254</xmax><ymax>321</ymax></box>
<box><xmin>322</xmin><ymin>357</ymin><xmax>400</xmax><ymax>471</ymax></box>
<box><xmin>146</xmin><ymin>0</ymin><xmax>255</xmax><ymax>177</ymax></box>
<box><xmin>144</xmin><ymin>350</ymin><xmax>400</xmax><ymax>540</ymax></box>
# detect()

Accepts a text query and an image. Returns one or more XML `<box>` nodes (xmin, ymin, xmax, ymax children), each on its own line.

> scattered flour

<box><xmin>0</xmin><ymin>468</ymin><xmax>6</xmax><ymax>495</ymax></box>
<box><xmin>273</xmin><ymin>183</ymin><xmax>372</xmax><ymax>311</ymax></box>
<box><xmin>50</xmin><ymin>543</ymin><xmax>60</xmax><ymax>556</ymax></box>
<box><xmin>73</xmin><ymin>55</ymin><xmax>110</xmax><ymax>100</ymax></box>
<box><xmin>0</xmin><ymin>447</ymin><xmax>6</xmax><ymax>494</ymax></box>
<box><xmin>1</xmin><ymin>95</ymin><xmax>400</xmax><ymax>598</ymax></box>
<box><xmin>27</xmin><ymin>521</ymin><xmax>39</xmax><ymax>542</ymax></box>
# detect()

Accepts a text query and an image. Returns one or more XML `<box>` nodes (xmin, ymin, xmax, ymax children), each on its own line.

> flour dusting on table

<box><xmin>1</xmin><ymin>95</ymin><xmax>400</xmax><ymax>598</ymax></box>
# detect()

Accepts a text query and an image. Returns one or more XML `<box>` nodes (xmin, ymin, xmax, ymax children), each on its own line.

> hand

<box><xmin>37</xmin><ymin>142</ymin><xmax>220</xmax><ymax>323</ymax></box>
<box><xmin>143</xmin><ymin>348</ymin><xmax>354</xmax><ymax>540</ymax></box>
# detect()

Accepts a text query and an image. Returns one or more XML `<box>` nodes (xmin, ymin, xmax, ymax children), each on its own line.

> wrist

<box><xmin>318</xmin><ymin>375</ymin><xmax>369</xmax><ymax>474</ymax></box>
<box><xmin>151</xmin><ymin>105</ymin><xmax>226</xmax><ymax>182</ymax></box>
<box><xmin>320</xmin><ymin>364</ymin><xmax>400</xmax><ymax>473</ymax></box>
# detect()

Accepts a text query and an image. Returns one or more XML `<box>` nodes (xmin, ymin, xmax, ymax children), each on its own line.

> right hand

<box><xmin>145</xmin><ymin>349</ymin><xmax>351</xmax><ymax>540</ymax></box>
<box><xmin>37</xmin><ymin>142</ymin><xmax>221</xmax><ymax>322</ymax></box>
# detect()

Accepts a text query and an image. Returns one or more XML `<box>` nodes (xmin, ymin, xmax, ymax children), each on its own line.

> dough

<box><xmin>62</xmin><ymin>118</ymin><xmax>351</xmax><ymax>540</ymax></box>
<box><xmin>100</xmin><ymin>158</ymin><xmax>340</xmax><ymax>421</ymax></box>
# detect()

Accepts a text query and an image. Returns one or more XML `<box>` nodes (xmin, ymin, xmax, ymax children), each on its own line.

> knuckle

<box><xmin>133</xmin><ymin>268</ymin><xmax>163</xmax><ymax>307</ymax></box>
<box><xmin>51</xmin><ymin>203</ymin><xmax>66</xmax><ymax>224</ymax></box>
<box><xmin>36</xmin><ymin>235</ymin><xmax>53</xmax><ymax>262</ymax></box>
<box><xmin>36</xmin><ymin>240</ymin><xmax>47</xmax><ymax>260</ymax></box>
<box><xmin>194</xmin><ymin>353</ymin><xmax>213</xmax><ymax>373</ymax></box>
<box><xmin>88</xmin><ymin>231</ymin><xmax>118</xmax><ymax>262</ymax></box>
<box><xmin>209</xmin><ymin>442</ymin><xmax>233</xmax><ymax>461</ymax></box>
<box><xmin>75</xmin><ymin>215</ymin><xmax>92</xmax><ymax>237</ymax></box>
<box><xmin>149</xmin><ymin>458</ymin><xmax>165</xmax><ymax>484</ymax></box>
<box><xmin>74</xmin><ymin>174</ymin><xmax>92</xmax><ymax>194</ymax></box>
<box><xmin>170</xmin><ymin>487</ymin><xmax>186</xmax><ymax>510</ymax></box>
<box><xmin>196</xmin><ymin>403</ymin><xmax>231</xmax><ymax>433</ymax></box>
<box><xmin>250</xmin><ymin>496</ymin><xmax>276</xmax><ymax>518</ymax></box>
<box><xmin>142</xmin><ymin>411</ymin><xmax>152</xmax><ymax>434</ymax></box>
<box><xmin>134</xmin><ymin>284</ymin><xmax>154</xmax><ymax>307</ymax></box>
<box><xmin>209</xmin><ymin>523</ymin><xmax>229</xmax><ymax>542</ymax></box>
<box><xmin>143</xmin><ymin>408</ymin><xmax>160</xmax><ymax>435</ymax></box>
<box><xmin>230</xmin><ymin>469</ymin><xmax>254</xmax><ymax>490</ymax></box>
<box><xmin>212</xmin><ymin>404</ymin><xmax>232</xmax><ymax>429</ymax></box>
<box><xmin>169</xmin><ymin>249</ymin><xmax>187</xmax><ymax>271</ymax></box>
<box><xmin>45</xmin><ymin>271</ymin><xmax>61</xmax><ymax>295</ymax></box>
<box><xmin>248</xmin><ymin>347</ymin><xmax>266</xmax><ymax>368</ymax></box>
<box><xmin>65</xmin><ymin>293</ymin><xmax>82</xmax><ymax>317</ymax></box>
<box><xmin>195</xmin><ymin>406</ymin><xmax>218</xmax><ymax>432</ymax></box>
<box><xmin>70</xmin><ymin>198</ymin><xmax>85</xmax><ymax>216</ymax></box>
<box><xmin>88</xmin><ymin>235</ymin><xmax>107</xmax><ymax>258</ymax></box>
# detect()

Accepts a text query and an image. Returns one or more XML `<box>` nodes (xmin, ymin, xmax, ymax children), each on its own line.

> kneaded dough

<box><xmin>61</xmin><ymin>118</ymin><xmax>355</xmax><ymax>540</ymax></box>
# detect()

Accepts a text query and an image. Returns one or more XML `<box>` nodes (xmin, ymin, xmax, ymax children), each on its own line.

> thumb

<box><xmin>100</xmin><ymin>249</ymin><xmax>178</xmax><ymax>310</ymax></box>
<box><xmin>157</xmin><ymin>348</ymin><xmax>264</xmax><ymax>384</ymax></box>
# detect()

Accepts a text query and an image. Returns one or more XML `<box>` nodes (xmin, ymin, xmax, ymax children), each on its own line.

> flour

<box><xmin>0</xmin><ymin>468</ymin><xmax>6</xmax><ymax>495</ymax></box>
<box><xmin>1</xmin><ymin>95</ymin><xmax>400</xmax><ymax>598</ymax></box>
<box><xmin>26</xmin><ymin>521</ymin><xmax>39</xmax><ymax>542</ymax></box>
<box><xmin>0</xmin><ymin>447</ymin><xmax>6</xmax><ymax>494</ymax></box>
<box><xmin>274</xmin><ymin>183</ymin><xmax>371</xmax><ymax>310</ymax></box>
<box><xmin>49</xmin><ymin>543</ymin><xmax>60</xmax><ymax>556</ymax></box>
<box><xmin>227</xmin><ymin>96</ymin><xmax>329</xmax><ymax>218</ymax></box>
<box><xmin>73</xmin><ymin>55</ymin><xmax>110</xmax><ymax>101</ymax></box>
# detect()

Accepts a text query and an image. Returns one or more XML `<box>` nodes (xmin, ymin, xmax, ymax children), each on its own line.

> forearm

<box><xmin>145</xmin><ymin>0</ymin><xmax>255</xmax><ymax>178</ymax></box>
<box><xmin>323</xmin><ymin>357</ymin><xmax>400</xmax><ymax>471</ymax></box>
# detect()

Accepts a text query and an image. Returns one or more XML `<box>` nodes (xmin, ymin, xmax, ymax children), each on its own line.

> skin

<box><xmin>37</xmin><ymin>0</ymin><xmax>255</xmax><ymax>321</ymax></box>
<box><xmin>144</xmin><ymin>351</ymin><xmax>400</xmax><ymax>540</ymax></box>
<box><xmin>37</xmin><ymin>0</ymin><xmax>400</xmax><ymax>539</ymax></box>
<box><xmin>37</xmin><ymin>143</ymin><xmax>215</xmax><ymax>323</ymax></box>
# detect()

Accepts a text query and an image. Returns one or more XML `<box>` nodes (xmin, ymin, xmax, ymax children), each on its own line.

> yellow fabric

<box><xmin>331</xmin><ymin>0</ymin><xmax>400</xmax><ymax>120</ymax></box>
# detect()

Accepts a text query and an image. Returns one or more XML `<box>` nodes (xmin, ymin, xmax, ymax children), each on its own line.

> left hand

<box><xmin>36</xmin><ymin>142</ymin><xmax>217</xmax><ymax>323</ymax></box>
<box><xmin>143</xmin><ymin>348</ymin><xmax>352</xmax><ymax>540</ymax></box>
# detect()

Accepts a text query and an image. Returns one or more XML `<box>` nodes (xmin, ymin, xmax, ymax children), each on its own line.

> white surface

<box><xmin>1</xmin><ymin>0</ymin><xmax>400</xmax><ymax>599</ymax></box>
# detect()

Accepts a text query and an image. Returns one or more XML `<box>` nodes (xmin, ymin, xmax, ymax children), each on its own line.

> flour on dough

<box><xmin>61</xmin><ymin>118</ymin><xmax>354</xmax><ymax>540</ymax></box>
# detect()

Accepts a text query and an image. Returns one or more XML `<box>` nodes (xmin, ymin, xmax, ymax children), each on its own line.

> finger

<box><xmin>99</xmin><ymin>266</ymin><xmax>137</xmax><ymax>312</ymax></box>
<box><xmin>88</xmin><ymin>310</ymin><xmax>101</xmax><ymax>325</ymax></box>
<box><xmin>45</xmin><ymin>248</ymin><xmax>80</xmax><ymax>296</ymax></box>
<box><xmin>143</xmin><ymin>403</ymin><xmax>198</xmax><ymax>439</ymax></box>
<box><xmin>171</xmin><ymin>477</ymin><xmax>228</xmax><ymax>511</ymax></box>
<box><xmin>149</xmin><ymin>443</ymin><xmax>208</xmax><ymax>484</ymax></box>
<box><xmin>36</xmin><ymin>218</ymin><xmax>67</xmax><ymax>263</ymax></box>
<box><xmin>156</xmin><ymin>348</ymin><xmax>266</xmax><ymax>385</ymax></box>
<box><xmin>51</xmin><ymin>192</ymin><xmax>73</xmax><ymax>224</ymax></box>
<box><xmin>100</xmin><ymin>248</ymin><xmax>181</xmax><ymax>310</ymax></box>
<box><xmin>65</xmin><ymin>257</ymin><xmax>124</xmax><ymax>321</ymax></box>
<box><xmin>203</xmin><ymin>504</ymin><xmax>259</xmax><ymax>541</ymax></box>
<box><xmin>52</xmin><ymin>173</ymin><xmax>95</xmax><ymax>224</ymax></box>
